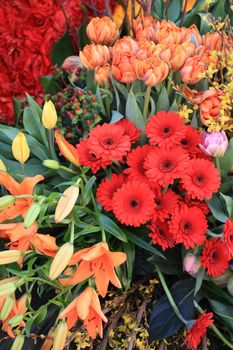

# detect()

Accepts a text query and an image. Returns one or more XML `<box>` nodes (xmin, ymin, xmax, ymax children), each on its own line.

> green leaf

<box><xmin>206</xmin><ymin>194</ymin><xmax>228</xmax><ymax>223</ymax></box>
<box><xmin>156</xmin><ymin>86</ymin><xmax>170</xmax><ymax>111</ymax></box>
<box><xmin>23</xmin><ymin>107</ymin><xmax>49</xmax><ymax>150</ymax></box>
<box><xmin>13</xmin><ymin>98</ymin><xmax>22</xmax><ymax>125</ymax></box>
<box><xmin>110</xmin><ymin>111</ymin><xmax>124</xmax><ymax>124</ymax></box>
<box><xmin>209</xmin><ymin>299</ymin><xmax>233</xmax><ymax>331</ymax></box>
<box><xmin>168</xmin><ymin>0</ymin><xmax>181</xmax><ymax>21</ymax></box>
<box><xmin>26</xmin><ymin>93</ymin><xmax>42</xmax><ymax>117</ymax></box>
<box><xmin>220</xmin><ymin>138</ymin><xmax>233</xmax><ymax>176</ymax></box>
<box><xmin>78</xmin><ymin>18</ymin><xmax>90</xmax><ymax>48</ymax></box>
<box><xmin>125</xmin><ymin>230</ymin><xmax>164</xmax><ymax>258</ymax></box>
<box><xmin>125</xmin><ymin>90</ymin><xmax>145</xmax><ymax>130</ymax></box>
<box><xmin>40</xmin><ymin>75</ymin><xmax>59</xmax><ymax>95</ymax></box>
<box><xmin>220</xmin><ymin>193</ymin><xmax>233</xmax><ymax>218</ymax></box>
<box><xmin>83</xmin><ymin>176</ymin><xmax>96</xmax><ymax>206</ymax></box>
<box><xmin>195</xmin><ymin>269</ymin><xmax>205</xmax><ymax>295</ymax></box>
<box><xmin>97</xmin><ymin>214</ymin><xmax>128</xmax><ymax>242</ymax></box>
<box><xmin>51</xmin><ymin>32</ymin><xmax>75</xmax><ymax>66</ymax></box>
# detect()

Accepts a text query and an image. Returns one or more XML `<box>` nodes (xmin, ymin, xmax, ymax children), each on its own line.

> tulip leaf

<box><xmin>220</xmin><ymin>193</ymin><xmax>233</xmax><ymax>218</ymax></box>
<box><xmin>219</xmin><ymin>138</ymin><xmax>233</xmax><ymax>176</ymax></box>
<box><xmin>51</xmin><ymin>31</ymin><xmax>75</xmax><ymax>66</ymax></box>
<box><xmin>125</xmin><ymin>90</ymin><xmax>145</xmax><ymax>130</ymax></box>
<box><xmin>209</xmin><ymin>299</ymin><xmax>233</xmax><ymax>331</ymax></box>
<box><xmin>206</xmin><ymin>194</ymin><xmax>228</xmax><ymax>223</ymax></box>
<box><xmin>83</xmin><ymin>175</ymin><xmax>96</xmax><ymax>206</ymax></box>
<box><xmin>97</xmin><ymin>214</ymin><xmax>128</xmax><ymax>242</ymax></box>
<box><xmin>156</xmin><ymin>86</ymin><xmax>170</xmax><ymax>111</ymax></box>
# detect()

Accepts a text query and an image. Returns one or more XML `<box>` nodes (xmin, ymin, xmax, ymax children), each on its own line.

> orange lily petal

<box><xmin>0</xmin><ymin>173</ymin><xmax>20</xmax><ymax>195</ymax></box>
<box><xmin>68</xmin><ymin>247</ymin><xmax>92</xmax><ymax>265</ymax></box>
<box><xmin>76</xmin><ymin>286</ymin><xmax>93</xmax><ymax>320</ymax></box>
<box><xmin>80</xmin><ymin>242</ymin><xmax>108</xmax><ymax>261</ymax></box>
<box><xmin>108</xmin><ymin>251</ymin><xmax>127</xmax><ymax>267</ymax></box>
<box><xmin>20</xmin><ymin>175</ymin><xmax>44</xmax><ymax>195</ymax></box>
<box><xmin>71</xmin><ymin>260</ymin><xmax>94</xmax><ymax>284</ymax></box>
<box><xmin>59</xmin><ymin>297</ymin><xmax>78</xmax><ymax>319</ymax></box>
<box><xmin>55</xmin><ymin>132</ymin><xmax>80</xmax><ymax>167</ymax></box>
<box><xmin>91</xmin><ymin>288</ymin><xmax>107</xmax><ymax>322</ymax></box>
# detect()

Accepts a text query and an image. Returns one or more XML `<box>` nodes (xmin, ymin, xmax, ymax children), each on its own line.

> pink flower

<box><xmin>199</xmin><ymin>131</ymin><xmax>228</xmax><ymax>157</ymax></box>
<box><xmin>183</xmin><ymin>253</ymin><xmax>201</xmax><ymax>277</ymax></box>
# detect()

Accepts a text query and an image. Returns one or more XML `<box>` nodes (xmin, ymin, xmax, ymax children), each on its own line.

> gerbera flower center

<box><xmin>130</xmin><ymin>199</ymin><xmax>140</xmax><ymax>208</ymax></box>
<box><xmin>180</xmin><ymin>138</ymin><xmax>189</xmax><ymax>147</ymax></box>
<box><xmin>155</xmin><ymin>198</ymin><xmax>162</xmax><ymax>208</ymax></box>
<box><xmin>193</xmin><ymin>173</ymin><xmax>206</xmax><ymax>186</ymax></box>
<box><xmin>102</xmin><ymin>137</ymin><xmax>116</xmax><ymax>148</ymax></box>
<box><xmin>159</xmin><ymin>158</ymin><xmax>176</xmax><ymax>172</ymax></box>
<box><xmin>162</xmin><ymin>127</ymin><xmax>172</xmax><ymax>136</ymax></box>
<box><xmin>181</xmin><ymin>220</ymin><xmax>192</xmax><ymax>233</ymax></box>
<box><xmin>210</xmin><ymin>249</ymin><xmax>218</xmax><ymax>262</ymax></box>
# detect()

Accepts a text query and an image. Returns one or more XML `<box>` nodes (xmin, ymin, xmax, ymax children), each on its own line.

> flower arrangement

<box><xmin>0</xmin><ymin>1</ymin><xmax>233</xmax><ymax>349</ymax></box>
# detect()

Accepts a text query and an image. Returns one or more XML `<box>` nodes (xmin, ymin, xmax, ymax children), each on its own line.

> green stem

<box><xmin>21</xmin><ymin>162</ymin><xmax>25</xmax><ymax>176</ymax></box>
<box><xmin>195</xmin><ymin>302</ymin><xmax>233</xmax><ymax>349</ymax></box>
<box><xmin>156</xmin><ymin>264</ymin><xmax>188</xmax><ymax>325</ymax></box>
<box><xmin>59</xmin><ymin>165</ymin><xmax>77</xmax><ymax>174</ymax></box>
<box><xmin>70</xmin><ymin>219</ymin><xmax>75</xmax><ymax>244</ymax></box>
<box><xmin>101</xmin><ymin>228</ymin><xmax>106</xmax><ymax>242</ymax></box>
<box><xmin>167</xmin><ymin>71</ymin><xmax>173</xmax><ymax>96</ymax></box>
<box><xmin>215</xmin><ymin>156</ymin><xmax>221</xmax><ymax>173</ymax></box>
<box><xmin>48</xmin><ymin>129</ymin><xmax>57</xmax><ymax>160</ymax></box>
<box><xmin>143</xmin><ymin>86</ymin><xmax>152</xmax><ymax>123</ymax></box>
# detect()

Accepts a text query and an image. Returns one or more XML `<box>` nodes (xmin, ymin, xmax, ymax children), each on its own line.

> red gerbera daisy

<box><xmin>88</xmin><ymin>123</ymin><xmax>131</xmax><ymax>162</ymax></box>
<box><xmin>184</xmin><ymin>195</ymin><xmax>210</xmax><ymax>215</ymax></box>
<box><xmin>96</xmin><ymin>173</ymin><xmax>125</xmax><ymax>211</ymax></box>
<box><xmin>146</xmin><ymin>111</ymin><xmax>186</xmax><ymax>146</ymax></box>
<box><xmin>112</xmin><ymin>181</ymin><xmax>155</xmax><ymax>227</ymax></box>
<box><xmin>76</xmin><ymin>139</ymin><xmax>111</xmax><ymax>173</ymax></box>
<box><xmin>181</xmin><ymin>158</ymin><xmax>220</xmax><ymax>200</ymax></box>
<box><xmin>116</xmin><ymin>119</ymin><xmax>141</xmax><ymax>143</ymax></box>
<box><xmin>169</xmin><ymin>204</ymin><xmax>207</xmax><ymax>249</ymax></box>
<box><xmin>124</xmin><ymin>145</ymin><xmax>152</xmax><ymax>183</ymax></box>
<box><xmin>179</xmin><ymin>125</ymin><xmax>201</xmax><ymax>156</ymax></box>
<box><xmin>144</xmin><ymin>145</ymin><xmax>189</xmax><ymax>187</ymax></box>
<box><xmin>153</xmin><ymin>187</ymin><xmax>179</xmax><ymax>221</ymax></box>
<box><xmin>148</xmin><ymin>219</ymin><xmax>175</xmax><ymax>250</ymax></box>
<box><xmin>223</xmin><ymin>219</ymin><xmax>233</xmax><ymax>259</ymax></box>
<box><xmin>182</xmin><ymin>311</ymin><xmax>214</xmax><ymax>350</ymax></box>
<box><xmin>200</xmin><ymin>238</ymin><xmax>229</xmax><ymax>277</ymax></box>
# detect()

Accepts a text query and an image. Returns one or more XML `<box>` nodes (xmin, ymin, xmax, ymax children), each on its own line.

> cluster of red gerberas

<box><xmin>76</xmin><ymin>111</ymin><xmax>233</xmax><ymax>280</ymax></box>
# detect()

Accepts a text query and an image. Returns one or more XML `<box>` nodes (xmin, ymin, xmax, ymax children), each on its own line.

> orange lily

<box><xmin>68</xmin><ymin>242</ymin><xmax>126</xmax><ymax>297</ymax></box>
<box><xmin>55</xmin><ymin>132</ymin><xmax>80</xmax><ymax>167</ymax></box>
<box><xmin>59</xmin><ymin>286</ymin><xmax>107</xmax><ymax>339</ymax></box>
<box><xmin>0</xmin><ymin>222</ymin><xmax>58</xmax><ymax>257</ymax></box>
<box><xmin>0</xmin><ymin>173</ymin><xmax>43</xmax><ymax>223</ymax></box>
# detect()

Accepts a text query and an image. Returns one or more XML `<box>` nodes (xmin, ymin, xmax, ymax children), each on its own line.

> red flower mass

<box><xmin>223</xmin><ymin>219</ymin><xmax>233</xmax><ymax>259</ymax></box>
<box><xmin>179</xmin><ymin>125</ymin><xmax>202</xmax><ymax>156</ymax></box>
<box><xmin>112</xmin><ymin>181</ymin><xmax>155</xmax><ymax>227</ymax></box>
<box><xmin>169</xmin><ymin>204</ymin><xmax>207</xmax><ymax>249</ymax></box>
<box><xmin>181</xmin><ymin>158</ymin><xmax>220</xmax><ymax>200</ymax></box>
<box><xmin>183</xmin><ymin>311</ymin><xmax>214</xmax><ymax>350</ymax></box>
<box><xmin>96</xmin><ymin>173</ymin><xmax>125</xmax><ymax>211</ymax></box>
<box><xmin>146</xmin><ymin>111</ymin><xmax>186</xmax><ymax>146</ymax></box>
<box><xmin>148</xmin><ymin>219</ymin><xmax>175</xmax><ymax>250</ymax></box>
<box><xmin>116</xmin><ymin>119</ymin><xmax>141</xmax><ymax>143</ymax></box>
<box><xmin>153</xmin><ymin>187</ymin><xmax>179</xmax><ymax>221</ymax></box>
<box><xmin>200</xmin><ymin>238</ymin><xmax>229</xmax><ymax>277</ymax></box>
<box><xmin>124</xmin><ymin>145</ymin><xmax>152</xmax><ymax>183</ymax></box>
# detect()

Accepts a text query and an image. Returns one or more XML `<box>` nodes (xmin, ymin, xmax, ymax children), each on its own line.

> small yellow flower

<box><xmin>42</xmin><ymin>100</ymin><xmax>57</xmax><ymax>129</ymax></box>
<box><xmin>49</xmin><ymin>242</ymin><xmax>74</xmax><ymax>280</ymax></box>
<box><xmin>179</xmin><ymin>105</ymin><xmax>193</xmax><ymax>124</ymax></box>
<box><xmin>12</xmin><ymin>132</ymin><xmax>30</xmax><ymax>164</ymax></box>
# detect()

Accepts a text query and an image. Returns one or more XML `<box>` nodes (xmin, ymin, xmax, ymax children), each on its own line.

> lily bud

<box><xmin>0</xmin><ymin>276</ymin><xmax>20</xmax><ymax>286</ymax></box>
<box><xmin>0</xmin><ymin>296</ymin><xmax>14</xmax><ymax>320</ymax></box>
<box><xmin>55</xmin><ymin>185</ymin><xmax>79</xmax><ymax>223</ymax></box>
<box><xmin>53</xmin><ymin>321</ymin><xmax>68</xmax><ymax>350</ymax></box>
<box><xmin>0</xmin><ymin>195</ymin><xmax>15</xmax><ymax>211</ymax></box>
<box><xmin>12</xmin><ymin>132</ymin><xmax>30</xmax><ymax>164</ymax></box>
<box><xmin>55</xmin><ymin>132</ymin><xmax>79</xmax><ymax>167</ymax></box>
<box><xmin>0</xmin><ymin>159</ymin><xmax>7</xmax><ymax>172</ymax></box>
<box><xmin>0</xmin><ymin>250</ymin><xmax>23</xmax><ymax>264</ymax></box>
<box><xmin>11</xmin><ymin>334</ymin><xmax>25</xmax><ymax>350</ymax></box>
<box><xmin>183</xmin><ymin>253</ymin><xmax>201</xmax><ymax>277</ymax></box>
<box><xmin>42</xmin><ymin>100</ymin><xmax>57</xmax><ymax>129</ymax></box>
<box><xmin>24</xmin><ymin>202</ymin><xmax>41</xmax><ymax>228</ymax></box>
<box><xmin>43</xmin><ymin>160</ymin><xmax>60</xmax><ymax>170</ymax></box>
<box><xmin>0</xmin><ymin>282</ymin><xmax>17</xmax><ymax>298</ymax></box>
<box><xmin>9</xmin><ymin>314</ymin><xmax>24</xmax><ymax>327</ymax></box>
<box><xmin>49</xmin><ymin>242</ymin><xmax>74</xmax><ymax>280</ymax></box>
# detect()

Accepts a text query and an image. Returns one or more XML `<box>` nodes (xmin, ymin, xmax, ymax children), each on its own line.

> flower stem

<box><xmin>101</xmin><ymin>228</ymin><xmax>106</xmax><ymax>242</ymax></box>
<box><xmin>167</xmin><ymin>71</ymin><xmax>173</xmax><ymax>96</ymax></box>
<box><xmin>49</xmin><ymin>129</ymin><xmax>57</xmax><ymax>160</ymax></box>
<box><xmin>59</xmin><ymin>165</ymin><xmax>77</xmax><ymax>174</ymax></box>
<box><xmin>156</xmin><ymin>264</ymin><xmax>188</xmax><ymax>325</ymax></box>
<box><xmin>70</xmin><ymin>219</ymin><xmax>75</xmax><ymax>244</ymax></box>
<box><xmin>215</xmin><ymin>156</ymin><xmax>221</xmax><ymax>173</ymax></box>
<box><xmin>195</xmin><ymin>302</ymin><xmax>233</xmax><ymax>349</ymax></box>
<box><xmin>143</xmin><ymin>86</ymin><xmax>152</xmax><ymax>123</ymax></box>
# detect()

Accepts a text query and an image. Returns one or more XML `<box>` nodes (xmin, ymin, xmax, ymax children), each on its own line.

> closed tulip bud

<box><xmin>0</xmin><ymin>195</ymin><xmax>15</xmax><ymax>210</ymax></box>
<box><xmin>0</xmin><ymin>250</ymin><xmax>23</xmax><ymax>264</ymax></box>
<box><xmin>200</xmin><ymin>131</ymin><xmax>228</xmax><ymax>158</ymax></box>
<box><xmin>11</xmin><ymin>334</ymin><xmax>25</xmax><ymax>350</ymax></box>
<box><xmin>0</xmin><ymin>282</ymin><xmax>17</xmax><ymax>298</ymax></box>
<box><xmin>43</xmin><ymin>160</ymin><xmax>60</xmax><ymax>170</ymax></box>
<box><xmin>42</xmin><ymin>100</ymin><xmax>57</xmax><ymax>129</ymax></box>
<box><xmin>53</xmin><ymin>321</ymin><xmax>68</xmax><ymax>350</ymax></box>
<box><xmin>0</xmin><ymin>296</ymin><xmax>14</xmax><ymax>320</ymax></box>
<box><xmin>183</xmin><ymin>253</ymin><xmax>201</xmax><ymax>277</ymax></box>
<box><xmin>24</xmin><ymin>202</ymin><xmax>41</xmax><ymax>228</ymax></box>
<box><xmin>12</xmin><ymin>132</ymin><xmax>30</xmax><ymax>164</ymax></box>
<box><xmin>0</xmin><ymin>159</ymin><xmax>7</xmax><ymax>172</ymax></box>
<box><xmin>55</xmin><ymin>185</ymin><xmax>79</xmax><ymax>223</ymax></box>
<box><xmin>80</xmin><ymin>44</ymin><xmax>110</xmax><ymax>71</ymax></box>
<box><xmin>9</xmin><ymin>314</ymin><xmax>24</xmax><ymax>327</ymax></box>
<box><xmin>49</xmin><ymin>242</ymin><xmax>74</xmax><ymax>280</ymax></box>
<box><xmin>95</xmin><ymin>64</ymin><xmax>111</xmax><ymax>85</ymax></box>
<box><xmin>86</xmin><ymin>16</ymin><xmax>118</xmax><ymax>45</ymax></box>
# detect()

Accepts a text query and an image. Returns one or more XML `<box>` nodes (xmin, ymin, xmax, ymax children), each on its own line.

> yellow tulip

<box><xmin>12</xmin><ymin>132</ymin><xmax>30</xmax><ymax>164</ymax></box>
<box><xmin>55</xmin><ymin>185</ymin><xmax>79</xmax><ymax>223</ymax></box>
<box><xmin>53</xmin><ymin>321</ymin><xmax>68</xmax><ymax>350</ymax></box>
<box><xmin>49</xmin><ymin>242</ymin><xmax>74</xmax><ymax>280</ymax></box>
<box><xmin>0</xmin><ymin>159</ymin><xmax>7</xmax><ymax>172</ymax></box>
<box><xmin>42</xmin><ymin>100</ymin><xmax>57</xmax><ymax>129</ymax></box>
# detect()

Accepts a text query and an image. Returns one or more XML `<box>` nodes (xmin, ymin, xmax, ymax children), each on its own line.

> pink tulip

<box><xmin>183</xmin><ymin>253</ymin><xmax>201</xmax><ymax>276</ymax></box>
<box><xmin>199</xmin><ymin>131</ymin><xmax>228</xmax><ymax>157</ymax></box>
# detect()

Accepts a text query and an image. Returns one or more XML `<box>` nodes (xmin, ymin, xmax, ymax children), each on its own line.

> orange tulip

<box><xmin>180</xmin><ymin>55</ymin><xmax>205</xmax><ymax>84</ymax></box>
<box><xmin>156</xmin><ymin>44</ymin><xmax>187</xmax><ymax>71</ymax></box>
<box><xmin>59</xmin><ymin>286</ymin><xmax>107</xmax><ymax>338</ymax></box>
<box><xmin>202</xmin><ymin>32</ymin><xmax>226</xmax><ymax>51</ymax></box>
<box><xmin>68</xmin><ymin>242</ymin><xmax>126</xmax><ymax>297</ymax></box>
<box><xmin>137</xmin><ymin>39</ymin><xmax>157</xmax><ymax>58</ymax></box>
<box><xmin>133</xmin><ymin>16</ymin><xmax>157</xmax><ymax>41</ymax></box>
<box><xmin>178</xmin><ymin>85</ymin><xmax>217</xmax><ymax>105</ymax></box>
<box><xmin>134</xmin><ymin>56</ymin><xmax>169</xmax><ymax>86</ymax></box>
<box><xmin>199</xmin><ymin>94</ymin><xmax>221</xmax><ymax>126</ymax></box>
<box><xmin>55</xmin><ymin>131</ymin><xmax>79</xmax><ymax>167</ymax></box>
<box><xmin>0</xmin><ymin>173</ymin><xmax>43</xmax><ymax>223</ymax></box>
<box><xmin>181</xmin><ymin>42</ymin><xmax>196</xmax><ymax>58</ymax></box>
<box><xmin>86</xmin><ymin>16</ymin><xmax>118</xmax><ymax>45</ymax></box>
<box><xmin>80</xmin><ymin>44</ymin><xmax>110</xmax><ymax>71</ymax></box>
<box><xmin>154</xmin><ymin>20</ymin><xmax>181</xmax><ymax>45</ymax></box>
<box><xmin>95</xmin><ymin>64</ymin><xmax>111</xmax><ymax>85</ymax></box>
<box><xmin>180</xmin><ymin>24</ymin><xmax>202</xmax><ymax>46</ymax></box>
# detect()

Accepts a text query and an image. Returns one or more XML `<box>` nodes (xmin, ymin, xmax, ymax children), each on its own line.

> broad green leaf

<box><xmin>168</xmin><ymin>0</ymin><xmax>181</xmax><ymax>21</ymax></box>
<box><xmin>220</xmin><ymin>193</ymin><xmax>233</xmax><ymax>218</ymax></box>
<box><xmin>78</xmin><ymin>18</ymin><xmax>90</xmax><ymax>48</ymax></box>
<box><xmin>206</xmin><ymin>194</ymin><xmax>228</xmax><ymax>223</ymax></box>
<box><xmin>83</xmin><ymin>176</ymin><xmax>96</xmax><ymax>206</ymax></box>
<box><xmin>97</xmin><ymin>214</ymin><xmax>128</xmax><ymax>242</ymax></box>
<box><xmin>40</xmin><ymin>75</ymin><xmax>59</xmax><ymax>95</ymax></box>
<box><xmin>220</xmin><ymin>138</ymin><xmax>233</xmax><ymax>176</ymax></box>
<box><xmin>26</xmin><ymin>93</ymin><xmax>42</xmax><ymax>117</ymax></box>
<box><xmin>156</xmin><ymin>86</ymin><xmax>170</xmax><ymax>111</ymax></box>
<box><xmin>125</xmin><ymin>230</ymin><xmax>164</xmax><ymax>258</ymax></box>
<box><xmin>51</xmin><ymin>31</ymin><xmax>75</xmax><ymax>66</ymax></box>
<box><xmin>23</xmin><ymin>107</ymin><xmax>49</xmax><ymax>150</ymax></box>
<box><xmin>125</xmin><ymin>90</ymin><xmax>145</xmax><ymax>130</ymax></box>
<box><xmin>110</xmin><ymin>111</ymin><xmax>124</xmax><ymax>124</ymax></box>
<box><xmin>209</xmin><ymin>299</ymin><xmax>233</xmax><ymax>331</ymax></box>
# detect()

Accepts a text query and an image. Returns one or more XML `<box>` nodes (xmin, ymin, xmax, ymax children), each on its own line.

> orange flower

<box><xmin>181</xmin><ymin>42</ymin><xmax>196</xmax><ymax>58</ymax></box>
<box><xmin>80</xmin><ymin>44</ymin><xmax>110</xmax><ymax>71</ymax></box>
<box><xmin>59</xmin><ymin>286</ymin><xmax>107</xmax><ymax>338</ymax></box>
<box><xmin>0</xmin><ymin>222</ymin><xmax>58</xmax><ymax>260</ymax></box>
<box><xmin>0</xmin><ymin>173</ymin><xmax>43</xmax><ymax>223</ymax></box>
<box><xmin>154</xmin><ymin>20</ymin><xmax>181</xmax><ymax>45</ymax></box>
<box><xmin>86</xmin><ymin>16</ymin><xmax>118</xmax><ymax>45</ymax></box>
<box><xmin>180</xmin><ymin>54</ymin><xmax>206</xmax><ymax>84</ymax></box>
<box><xmin>134</xmin><ymin>56</ymin><xmax>169</xmax><ymax>86</ymax></box>
<box><xmin>202</xmin><ymin>32</ymin><xmax>226</xmax><ymax>51</ymax></box>
<box><xmin>199</xmin><ymin>94</ymin><xmax>221</xmax><ymax>126</ymax></box>
<box><xmin>133</xmin><ymin>16</ymin><xmax>157</xmax><ymax>41</ymax></box>
<box><xmin>158</xmin><ymin>44</ymin><xmax>187</xmax><ymax>71</ymax></box>
<box><xmin>180</xmin><ymin>24</ymin><xmax>202</xmax><ymax>46</ymax></box>
<box><xmin>95</xmin><ymin>64</ymin><xmax>111</xmax><ymax>85</ymax></box>
<box><xmin>68</xmin><ymin>242</ymin><xmax>126</xmax><ymax>297</ymax></box>
<box><xmin>137</xmin><ymin>39</ymin><xmax>157</xmax><ymax>58</ymax></box>
<box><xmin>179</xmin><ymin>86</ymin><xmax>217</xmax><ymax>105</ymax></box>
<box><xmin>55</xmin><ymin>131</ymin><xmax>79</xmax><ymax>167</ymax></box>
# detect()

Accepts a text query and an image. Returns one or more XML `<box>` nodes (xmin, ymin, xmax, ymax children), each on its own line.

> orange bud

<box><xmin>55</xmin><ymin>185</ymin><xmax>79</xmax><ymax>223</ymax></box>
<box><xmin>49</xmin><ymin>242</ymin><xmax>74</xmax><ymax>280</ymax></box>
<box><xmin>55</xmin><ymin>131</ymin><xmax>79</xmax><ymax>167</ymax></box>
<box><xmin>95</xmin><ymin>64</ymin><xmax>111</xmax><ymax>85</ymax></box>
<box><xmin>80</xmin><ymin>44</ymin><xmax>110</xmax><ymax>70</ymax></box>
<box><xmin>86</xmin><ymin>16</ymin><xmax>118</xmax><ymax>45</ymax></box>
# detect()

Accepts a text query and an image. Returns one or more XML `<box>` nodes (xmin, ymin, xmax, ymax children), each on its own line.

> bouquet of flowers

<box><xmin>0</xmin><ymin>1</ymin><xmax>233</xmax><ymax>349</ymax></box>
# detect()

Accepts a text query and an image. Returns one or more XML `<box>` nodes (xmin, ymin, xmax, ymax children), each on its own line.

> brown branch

<box><xmin>104</xmin><ymin>0</ymin><xmax>113</xmax><ymax>19</ymax></box>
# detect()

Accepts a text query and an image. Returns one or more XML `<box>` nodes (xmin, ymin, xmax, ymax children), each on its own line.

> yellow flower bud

<box><xmin>53</xmin><ymin>321</ymin><xmax>68</xmax><ymax>350</ymax></box>
<box><xmin>11</xmin><ymin>334</ymin><xmax>25</xmax><ymax>350</ymax></box>
<box><xmin>55</xmin><ymin>185</ymin><xmax>79</xmax><ymax>223</ymax></box>
<box><xmin>43</xmin><ymin>160</ymin><xmax>60</xmax><ymax>170</ymax></box>
<box><xmin>12</xmin><ymin>132</ymin><xmax>30</xmax><ymax>164</ymax></box>
<box><xmin>0</xmin><ymin>159</ymin><xmax>7</xmax><ymax>172</ymax></box>
<box><xmin>0</xmin><ymin>282</ymin><xmax>17</xmax><ymax>298</ymax></box>
<box><xmin>0</xmin><ymin>250</ymin><xmax>23</xmax><ymax>264</ymax></box>
<box><xmin>0</xmin><ymin>296</ymin><xmax>14</xmax><ymax>320</ymax></box>
<box><xmin>0</xmin><ymin>195</ymin><xmax>15</xmax><ymax>211</ymax></box>
<box><xmin>42</xmin><ymin>100</ymin><xmax>57</xmax><ymax>129</ymax></box>
<box><xmin>49</xmin><ymin>242</ymin><xmax>74</xmax><ymax>280</ymax></box>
